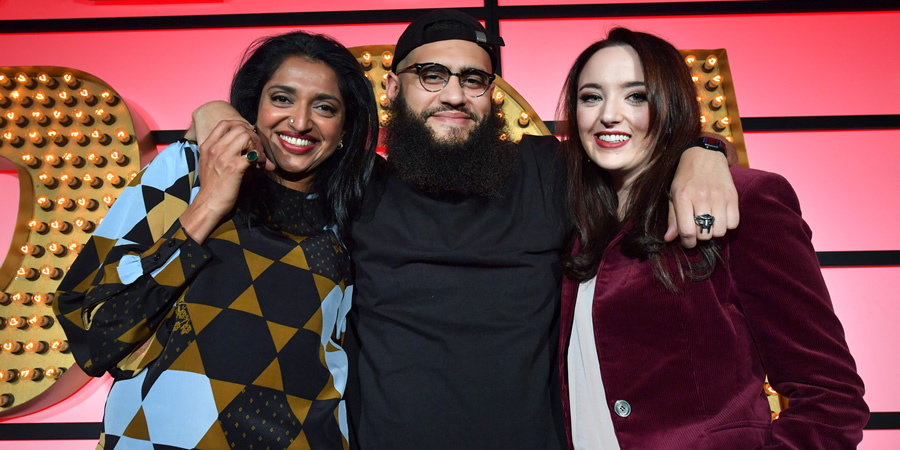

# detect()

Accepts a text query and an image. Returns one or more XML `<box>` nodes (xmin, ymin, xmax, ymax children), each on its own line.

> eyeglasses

<box><xmin>397</xmin><ymin>63</ymin><xmax>496</xmax><ymax>98</ymax></box>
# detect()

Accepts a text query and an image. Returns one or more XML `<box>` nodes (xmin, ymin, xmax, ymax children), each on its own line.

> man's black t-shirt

<box><xmin>346</xmin><ymin>135</ymin><xmax>569</xmax><ymax>449</ymax></box>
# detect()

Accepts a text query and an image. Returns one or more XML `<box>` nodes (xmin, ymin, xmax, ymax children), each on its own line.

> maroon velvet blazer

<box><xmin>559</xmin><ymin>167</ymin><xmax>868</xmax><ymax>449</ymax></box>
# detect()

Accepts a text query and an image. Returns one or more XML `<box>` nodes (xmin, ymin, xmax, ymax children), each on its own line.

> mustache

<box><xmin>421</xmin><ymin>105</ymin><xmax>476</xmax><ymax>121</ymax></box>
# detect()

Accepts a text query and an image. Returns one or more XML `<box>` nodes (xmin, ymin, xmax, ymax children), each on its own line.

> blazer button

<box><xmin>613</xmin><ymin>400</ymin><xmax>631</xmax><ymax>418</ymax></box>
<box><xmin>153</xmin><ymin>253</ymin><xmax>161</xmax><ymax>261</ymax></box>
<box><xmin>167</xmin><ymin>239</ymin><xmax>176</xmax><ymax>247</ymax></box>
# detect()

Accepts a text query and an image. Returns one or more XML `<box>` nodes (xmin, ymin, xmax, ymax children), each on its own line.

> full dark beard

<box><xmin>385</xmin><ymin>91</ymin><xmax>516</xmax><ymax>198</ymax></box>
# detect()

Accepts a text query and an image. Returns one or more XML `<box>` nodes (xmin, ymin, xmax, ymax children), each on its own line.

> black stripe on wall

<box><xmin>545</xmin><ymin>115</ymin><xmax>900</xmax><ymax>135</ymax></box>
<box><xmin>818</xmin><ymin>251</ymin><xmax>900</xmax><ymax>268</ymax></box>
<box><xmin>151</xmin><ymin>130</ymin><xmax>188</xmax><ymax>145</ymax></box>
<box><xmin>866</xmin><ymin>412</ymin><xmax>900</xmax><ymax>430</ymax></box>
<box><xmin>742</xmin><ymin>115</ymin><xmax>900</xmax><ymax>132</ymax></box>
<box><xmin>484</xmin><ymin>0</ymin><xmax>502</xmax><ymax>75</ymax></box>
<box><xmin>1</xmin><ymin>412</ymin><xmax>899</xmax><ymax>439</ymax></box>
<box><xmin>0</xmin><ymin>422</ymin><xmax>102</xmax><ymax>440</ymax></box>
<box><xmin>499</xmin><ymin>1</ymin><xmax>899</xmax><ymax>19</ymax></box>
<box><xmin>1</xmin><ymin>8</ymin><xmax>481</xmax><ymax>33</ymax></box>
<box><xmin>1</xmin><ymin>1</ymin><xmax>898</xmax><ymax>34</ymax></box>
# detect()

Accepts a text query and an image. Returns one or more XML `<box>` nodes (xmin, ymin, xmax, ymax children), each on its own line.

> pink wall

<box><xmin>744</xmin><ymin>130</ymin><xmax>900</xmax><ymax>252</ymax></box>
<box><xmin>1</xmin><ymin>1</ymin><xmax>898</xmax><ymax>447</ymax></box>
<box><xmin>499</xmin><ymin>13</ymin><xmax>900</xmax><ymax>119</ymax></box>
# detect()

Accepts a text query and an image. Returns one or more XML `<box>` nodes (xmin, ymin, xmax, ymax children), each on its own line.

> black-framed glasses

<box><xmin>397</xmin><ymin>62</ymin><xmax>496</xmax><ymax>98</ymax></box>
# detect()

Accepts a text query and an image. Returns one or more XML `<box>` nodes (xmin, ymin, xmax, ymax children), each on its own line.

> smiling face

<box><xmin>256</xmin><ymin>56</ymin><xmax>345</xmax><ymax>191</ymax></box>
<box><xmin>386</xmin><ymin>39</ymin><xmax>494</xmax><ymax>144</ymax></box>
<box><xmin>576</xmin><ymin>45</ymin><xmax>652</xmax><ymax>192</ymax></box>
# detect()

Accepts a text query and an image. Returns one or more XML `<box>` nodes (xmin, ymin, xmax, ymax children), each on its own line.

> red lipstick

<box><xmin>278</xmin><ymin>131</ymin><xmax>317</xmax><ymax>154</ymax></box>
<box><xmin>594</xmin><ymin>131</ymin><xmax>631</xmax><ymax>149</ymax></box>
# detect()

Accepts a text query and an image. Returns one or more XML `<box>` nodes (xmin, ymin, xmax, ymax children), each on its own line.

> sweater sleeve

<box><xmin>53</xmin><ymin>140</ymin><xmax>213</xmax><ymax>378</ymax></box>
<box><xmin>727</xmin><ymin>168</ymin><xmax>868</xmax><ymax>449</ymax></box>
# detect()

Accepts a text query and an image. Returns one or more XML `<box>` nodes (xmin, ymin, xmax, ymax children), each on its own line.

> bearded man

<box><xmin>344</xmin><ymin>14</ymin><xmax>569</xmax><ymax>448</ymax></box>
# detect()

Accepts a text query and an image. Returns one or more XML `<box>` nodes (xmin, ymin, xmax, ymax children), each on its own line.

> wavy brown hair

<box><xmin>558</xmin><ymin>27</ymin><xmax>718</xmax><ymax>292</ymax></box>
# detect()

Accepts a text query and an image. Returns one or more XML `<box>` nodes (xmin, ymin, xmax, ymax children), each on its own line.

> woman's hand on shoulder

<box><xmin>180</xmin><ymin>121</ymin><xmax>271</xmax><ymax>244</ymax></box>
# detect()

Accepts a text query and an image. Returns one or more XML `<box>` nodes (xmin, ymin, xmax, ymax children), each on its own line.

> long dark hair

<box><xmin>229</xmin><ymin>30</ymin><xmax>378</xmax><ymax>233</ymax></box>
<box><xmin>558</xmin><ymin>27</ymin><xmax>717</xmax><ymax>292</ymax></box>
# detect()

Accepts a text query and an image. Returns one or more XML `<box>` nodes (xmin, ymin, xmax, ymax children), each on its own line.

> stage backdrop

<box><xmin>0</xmin><ymin>1</ymin><xmax>898</xmax><ymax>448</ymax></box>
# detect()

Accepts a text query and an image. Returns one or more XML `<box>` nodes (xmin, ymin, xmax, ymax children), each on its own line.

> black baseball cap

<box><xmin>392</xmin><ymin>9</ymin><xmax>506</xmax><ymax>74</ymax></box>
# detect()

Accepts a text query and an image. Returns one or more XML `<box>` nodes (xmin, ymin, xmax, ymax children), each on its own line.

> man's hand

<box><xmin>186</xmin><ymin>100</ymin><xmax>252</xmax><ymax>146</ymax></box>
<box><xmin>665</xmin><ymin>147</ymin><xmax>739</xmax><ymax>248</ymax></box>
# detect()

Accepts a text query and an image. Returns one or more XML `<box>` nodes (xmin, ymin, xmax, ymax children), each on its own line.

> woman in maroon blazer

<box><xmin>556</xmin><ymin>28</ymin><xmax>868</xmax><ymax>449</ymax></box>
